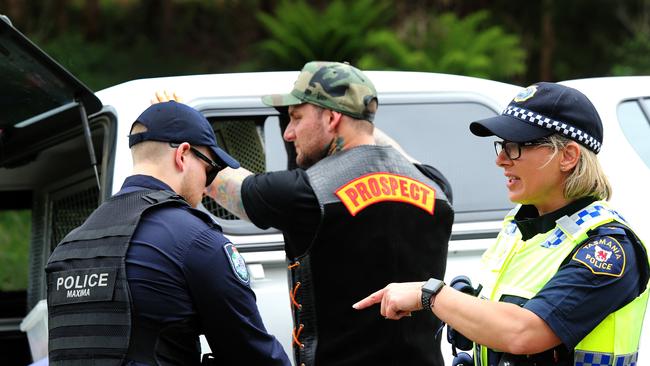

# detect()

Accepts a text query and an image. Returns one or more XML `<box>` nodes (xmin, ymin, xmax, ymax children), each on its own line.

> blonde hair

<box><xmin>541</xmin><ymin>134</ymin><xmax>611</xmax><ymax>201</ymax></box>
<box><xmin>129</xmin><ymin>123</ymin><xmax>169</xmax><ymax>163</ymax></box>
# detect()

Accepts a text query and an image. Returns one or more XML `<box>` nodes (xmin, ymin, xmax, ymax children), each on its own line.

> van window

<box><xmin>264</xmin><ymin>116</ymin><xmax>290</xmax><ymax>172</ymax></box>
<box><xmin>0</xmin><ymin>118</ymin><xmax>111</xmax><ymax>309</ymax></box>
<box><xmin>374</xmin><ymin>102</ymin><xmax>512</xmax><ymax>222</ymax></box>
<box><xmin>0</xmin><ymin>193</ymin><xmax>33</xmax><ymax>365</ymax></box>
<box><xmin>203</xmin><ymin>116</ymin><xmax>277</xmax><ymax>224</ymax></box>
<box><xmin>618</xmin><ymin>99</ymin><xmax>650</xmax><ymax>169</ymax></box>
<box><xmin>0</xmin><ymin>209</ymin><xmax>30</xmax><ymax>292</ymax></box>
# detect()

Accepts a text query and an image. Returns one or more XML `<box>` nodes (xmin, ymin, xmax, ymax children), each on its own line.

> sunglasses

<box><xmin>494</xmin><ymin>139</ymin><xmax>548</xmax><ymax>160</ymax></box>
<box><xmin>170</xmin><ymin>143</ymin><xmax>222</xmax><ymax>186</ymax></box>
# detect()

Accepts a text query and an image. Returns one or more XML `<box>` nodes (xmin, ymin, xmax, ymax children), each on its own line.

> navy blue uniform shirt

<box><xmin>120</xmin><ymin>175</ymin><xmax>289</xmax><ymax>365</ymax></box>
<box><xmin>515</xmin><ymin>198</ymin><xmax>647</xmax><ymax>351</ymax></box>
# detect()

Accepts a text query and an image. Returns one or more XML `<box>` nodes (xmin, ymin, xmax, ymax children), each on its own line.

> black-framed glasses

<box><xmin>170</xmin><ymin>143</ymin><xmax>222</xmax><ymax>186</ymax></box>
<box><xmin>494</xmin><ymin>140</ymin><xmax>547</xmax><ymax>160</ymax></box>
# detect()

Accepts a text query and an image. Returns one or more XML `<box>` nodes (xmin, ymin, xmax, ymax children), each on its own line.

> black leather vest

<box><xmin>46</xmin><ymin>189</ymin><xmax>212</xmax><ymax>366</ymax></box>
<box><xmin>289</xmin><ymin>145</ymin><xmax>454</xmax><ymax>366</ymax></box>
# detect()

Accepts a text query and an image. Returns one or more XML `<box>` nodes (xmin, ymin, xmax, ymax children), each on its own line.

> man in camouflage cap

<box><xmin>205</xmin><ymin>61</ymin><xmax>453</xmax><ymax>366</ymax></box>
<box><xmin>261</xmin><ymin>61</ymin><xmax>379</xmax><ymax>168</ymax></box>
<box><xmin>262</xmin><ymin>61</ymin><xmax>378</xmax><ymax>122</ymax></box>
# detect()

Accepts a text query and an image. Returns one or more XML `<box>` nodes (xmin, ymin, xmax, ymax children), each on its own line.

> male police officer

<box><xmin>46</xmin><ymin>101</ymin><xmax>290</xmax><ymax>365</ymax></box>
<box><xmin>201</xmin><ymin>62</ymin><xmax>454</xmax><ymax>366</ymax></box>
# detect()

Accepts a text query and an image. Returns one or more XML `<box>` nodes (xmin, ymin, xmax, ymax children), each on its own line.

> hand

<box><xmin>352</xmin><ymin>281</ymin><xmax>425</xmax><ymax>320</ymax></box>
<box><xmin>151</xmin><ymin>90</ymin><xmax>183</xmax><ymax>104</ymax></box>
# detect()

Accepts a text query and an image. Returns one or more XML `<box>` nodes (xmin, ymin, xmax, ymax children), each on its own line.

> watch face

<box><xmin>421</xmin><ymin>279</ymin><xmax>443</xmax><ymax>311</ymax></box>
<box><xmin>422</xmin><ymin>278</ymin><xmax>444</xmax><ymax>294</ymax></box>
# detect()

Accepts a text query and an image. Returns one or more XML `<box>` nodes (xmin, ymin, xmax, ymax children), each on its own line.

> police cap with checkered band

<box><xmin>470</xmin><ymin>82</ymin><xmax>604</xmax><ymax>153</ymax></box>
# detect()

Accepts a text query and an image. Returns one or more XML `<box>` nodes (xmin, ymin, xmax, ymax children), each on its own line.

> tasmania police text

<box><xmin>335</xmin><ymin>172</ymin><xmax>435</xmax><ymax>216</ymax></box>
<box><xmin>572</xmin><ymin>236</ymin><xmax>625</xmax><ymax>277</ymax></box>
<box><xmin>56</xmin><ymin>272</ymin><xmax>110</xmax><ymax>298</ymax></box>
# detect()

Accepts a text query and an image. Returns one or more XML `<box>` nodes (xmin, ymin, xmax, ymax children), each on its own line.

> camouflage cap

<box><xmin>262</xmin><ymin>61</ymin><xmax>378</xmax><ymax>122</ymax></box>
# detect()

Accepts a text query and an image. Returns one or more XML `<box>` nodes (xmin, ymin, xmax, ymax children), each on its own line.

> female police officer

<box><xmin>354</xmin><ymin>82</ymin><xmax>649</xmax><ymax>366</ymax></box>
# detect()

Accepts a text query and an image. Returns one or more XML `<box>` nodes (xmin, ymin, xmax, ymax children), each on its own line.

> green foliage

<box><xmin>255</xmin><ymin>0</ymin><xmax>392</xmax><ymax>70</ymax></box>
<box><xmin>611</xmin><ymin>27</ymin><xmax>650</xmax><ymax>76</ymax></box>
<box><xmin>255</xmin><ymin>2</ymin><xmax>525</xmax><ymax>80</ymax></box>
<box><xmin>32</xmin><ymin>33</ymin><xmax>203</xmax><ymax>91</ymax></box>
<box><xmin>358</xmin><ymin>11</ymin><xmax>526</xmax><ymax>80</ymax></box>
<box><xmin>0</xmin><ymin>211</ymin><xmax>30</xmax><ymax>291</ymax></box>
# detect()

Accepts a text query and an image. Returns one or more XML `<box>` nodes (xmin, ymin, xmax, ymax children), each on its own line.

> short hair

<box><xmin>129</xmin><ymin>122</ymin><xmax>169</xmax><ymax>163</ymax></box>
<box><xmin>541</xmin><ymin>134</ymin><xmax>612</xmax><ymax>201</ymax></box>
<box><xmin>347</xmin><ymin>117</ymin><xmax>374</xmax><ymax>134</ymax></box>
<box><xmin>312</xmin><ymin>104</ymin><xmax>374</xmax><ymax>134</ymax></box>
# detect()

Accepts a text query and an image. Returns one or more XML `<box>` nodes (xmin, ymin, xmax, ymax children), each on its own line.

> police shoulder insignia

<box><xmin>513</xmin><ymin>85</ymin><xmax>538</xmax><ymax>102</ymax></box>
<box><xmin>224</xmin><ymin>243</ymin><xmax>250</xmax><ymax>284</ymax></box>
<box><xmin>571</xmin><ymin>236</ymin><xmax>626</xmax><ymax>277</ymax></box>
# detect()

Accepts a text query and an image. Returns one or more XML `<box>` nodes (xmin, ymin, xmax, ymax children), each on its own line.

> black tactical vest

<box><xmin>289</xmin><ymin>145</ymin><xmax>454</xmax><ymax>366</ymax></box>
<box><xmin>46</xmin><ymin>189</ymin><xmax>211</xmax><ymax>366</ymax></box>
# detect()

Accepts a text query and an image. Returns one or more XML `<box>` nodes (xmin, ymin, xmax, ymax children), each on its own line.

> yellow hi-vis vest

<box><xmin>474</xmin><ymin>200</ymin><xmax>649</xmax><ymax>366</ymax></box>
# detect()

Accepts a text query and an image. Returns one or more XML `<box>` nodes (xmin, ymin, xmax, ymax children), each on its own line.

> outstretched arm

<box><xmin>353</xmin><ymin>282</ymin><xmax>560</xmax><ymax>355</ymax></box>
<box><xmin>205</xmin><ymin>167</ymin><xmax>254</xmax><ymax>221</ymax></box>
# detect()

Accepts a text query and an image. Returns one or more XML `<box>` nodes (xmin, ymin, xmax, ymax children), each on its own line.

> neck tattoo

<box><xmin>326</xmin><ymin>137</ymin><xmax>345</xmax><ymax>156</ymax></box>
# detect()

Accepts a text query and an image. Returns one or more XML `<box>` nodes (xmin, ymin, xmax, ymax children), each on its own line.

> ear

<box><xmin>560</xmin><ymin>141</ymin><xmax>580</xmax><ymax>172</ymax></box>
<box><xmin>173</xmin><ymin>142</ymin><xmax>191</xmax><ymax>172</ymax></box>
<box><xmin>326</xmin><ymin>110</ymin><xmax>343</xmax><ymax>133</ymax></box>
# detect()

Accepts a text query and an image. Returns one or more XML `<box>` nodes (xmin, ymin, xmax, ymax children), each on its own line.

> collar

<box><xmin>119</xmin><ymin>174</ymin><xmax>175</xmax><ymax>193</ymax></box>
<box><xmin>515</xmin><ymin>196</ymin><xmax>597</xmax><ymax>240</ymax></box>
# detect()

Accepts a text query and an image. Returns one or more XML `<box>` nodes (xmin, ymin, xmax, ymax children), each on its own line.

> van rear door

<box><xmin>0</xmin><ymin>16</ymin><xmax>102</xmax><ymax>169</ymax></box>
<box><xmin>0</xmin><ymin>16</ymin><xmax>115</xmax><ymax>365</ymax></box>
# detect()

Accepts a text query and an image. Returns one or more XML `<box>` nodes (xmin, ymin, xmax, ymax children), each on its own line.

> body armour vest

<box><xmin>46</xmin><ymin>189</ymin><xmax>213</xmax><ymax>366</ymax></box>
<box><xmin>474</xmin><ymin>201</ymin><xmax>650</xmax><ymax>366</ymax></box>
<box><xmin>289</xmin><ymin>145</ymin><xmax>453</xmax><ymax>366</ymax></box>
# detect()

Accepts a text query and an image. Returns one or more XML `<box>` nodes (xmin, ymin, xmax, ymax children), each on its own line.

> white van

<box><xmin>2</xmin><ymin>17</ymin><xmax>649</xmax><ymax>365</ymax></box>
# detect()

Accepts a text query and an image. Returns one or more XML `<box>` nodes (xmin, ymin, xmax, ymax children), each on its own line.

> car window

<box><xmin>374</xmin><ymin>102</ymin><xmax>512</xmax><ymax>222</ymax></box>
<box><xmin>617</xmin><ymin>99</ymin><xmax>650</xmax><ymax>169</ymax></box>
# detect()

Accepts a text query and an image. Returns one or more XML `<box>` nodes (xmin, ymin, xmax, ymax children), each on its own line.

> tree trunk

<box><xmin>84</xmin><ymin>0</ymin><xmax>100</xmax><ymax>41</ymax></box>
<box><xmin>4</xmin><ymin>0</ymin><xmax>26</xmax><ymax>29</ymax></box>
<box><xmin>539</xmin><ymin>0</ymin><xmax>555</xmax><ymax>81</ymax></box>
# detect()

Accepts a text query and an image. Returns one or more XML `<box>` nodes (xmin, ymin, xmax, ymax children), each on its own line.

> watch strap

<box><xmin>421</xmin><ymin>290</ymin><xmax>434</xmax><ymax>310</ymax></box>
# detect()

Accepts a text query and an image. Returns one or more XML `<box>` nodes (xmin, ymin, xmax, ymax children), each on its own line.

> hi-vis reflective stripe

<box><xmin>335</xmin><ymin>172</ymin><xmax>435</xmax><ymax>216</ymax></box>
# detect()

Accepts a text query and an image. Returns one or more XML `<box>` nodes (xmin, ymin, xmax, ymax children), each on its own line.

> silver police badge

<box><xmin>513</xmin><ymin>85</ymin><xmax>538</xmax><ymax>102</ymax></box>
<box><xmin>224</xmin><ymin>243</ymin><xmax>250</xmax><ymax>284</ymax></box>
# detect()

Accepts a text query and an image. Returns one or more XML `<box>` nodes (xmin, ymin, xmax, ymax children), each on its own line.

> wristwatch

<box><xmin>421</xmin><ymin>278</ymin><xmax>445</xmax><ymax>310</ymax></box>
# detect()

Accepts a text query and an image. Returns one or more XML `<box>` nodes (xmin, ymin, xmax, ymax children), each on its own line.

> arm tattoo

<box><xmin>205</xmin><ymin>167</ymin><xmax>253</xmax><ymax>221</ymax></box>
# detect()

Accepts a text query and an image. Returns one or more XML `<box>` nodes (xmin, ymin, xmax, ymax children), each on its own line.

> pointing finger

<box><xmin>352</xmin><ymin>288</ymin><xmax>386</xmax><ymax>310</ymax></box>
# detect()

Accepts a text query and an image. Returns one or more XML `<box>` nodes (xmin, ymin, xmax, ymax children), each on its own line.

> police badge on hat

<box><xmin>513</xmin><ymin>85</ymin><xmax>538</xmax><ymax>102</ymax></box>
<box><xmin>224</xmin><ymin>243</ymin><xmax>250</xmax><ymax>284</ymax></box>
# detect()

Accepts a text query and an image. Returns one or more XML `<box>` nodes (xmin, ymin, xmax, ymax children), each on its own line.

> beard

<box><xmin>296</xmin><ymin>145</ymin><xmax>329</xmax><ymax>169</ymax></box>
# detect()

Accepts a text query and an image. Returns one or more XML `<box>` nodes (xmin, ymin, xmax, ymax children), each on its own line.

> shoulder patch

<box><xmin>571</xmin><ymin>236</ymin><xmax>626</xmax><ymax>277</ymax></box>
<box><xmin>224</xmin><ymin>243</ymin><xmax>250</xmax><ymax>284</ymax></box>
